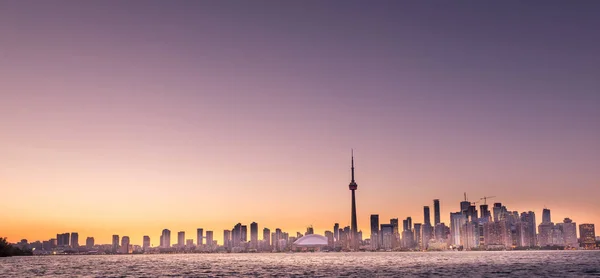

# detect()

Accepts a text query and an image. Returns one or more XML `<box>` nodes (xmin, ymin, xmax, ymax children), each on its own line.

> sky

<box><xmin>1</xmin><ymin>0</ymin><xmax>599</xmax><ymax>246</ymax></box>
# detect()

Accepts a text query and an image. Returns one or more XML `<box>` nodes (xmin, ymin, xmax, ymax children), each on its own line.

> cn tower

<box><xmin>348</xmin><ymin>149</ymin><xmax>359</xmax><ymax>251</ymax></box>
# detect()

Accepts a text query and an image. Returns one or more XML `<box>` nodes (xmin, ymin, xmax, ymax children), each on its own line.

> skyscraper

<box><xmin>370</xmin><ymin>214</ymin><xmax>379</xmax><ymax>249</ymax></box>
<box><xmin>263</xmin><ymin>228</ymin><xmax>271</xmax><ymax>249</ymax></box>
<box><xmin>250</xmin><ymin>222</ymin><xmax>258</xmax><ymax>249</ymax></box>
<box><xmin>424</xmin><ymin>206</ymin><xmax>431</xmax><ymax>226</ymax></box>
<box><xmin>561</xmin><ymin>218</ymin><xmax>578</xmax><ymax>248</ymax></box>
<box><xmin>112</xmin><ymin>235</ymin><xmax>119</xmax><ymax>252</ymax></box>
<box><xmin>121</xmin><ymin>236</ymin><xmax>130</xmax><ymax>254</ymax></box>
<box><xmin>223</xmin><ymin>230</ymin><xmax>231</xmax><ymax>249</ymax></box>
<box><xmin>460</xmin><ymin>193</ymin><xmax>470</xmax><ymax>214</ymax></box>
<box><xmin>542</xmin><ymin>208</ymin><xmax>552</xmax><ymax>224</ymax></box>
<box><xmin>390</xmin><ymin>218</ymin><xmax>399</xmax><ymax>235</ymax></box>
<box><xmin>233</xmin><ymin>223</ymin><xmax>242</xmax><ymax>247</ymax></box>
<box><xmin>178</xmin><ymin>231</ymin><xmax>185</xmax><ymax>247</ymax></box>
<box><xmin>143</xmin><ymin>236</ymin><xmax>150</xmax><ymax>250</ymax></box>
<box><xmin>370</xmin><ymin>215</ymin><xmax>379</xmax><ymax>236</ymax></box>
<box><xmin>479</xmin><ymin>204</ymin><xmax>490</xmax><ymax>221</ymax></box>
<box><xmin>520</xmin><ymin>211</ymin><xmax>537</xmax><ymax>247</ymax></box>
<box><xmin>161</xmin><ymin>229</ymin><xmax>171</xmax><ymax>248</ymax></box>
<box><xmin>433</xmin><ymin>199</ymin><xmax>441</xmax><ymax>225</ymax></box>
<box><xmin>413</xmin><ymin>223</ymin><xmax>422</xmax><ymax>250</ymax></box>
<box><xmin>241</xmin><ymin>225</ymin><xmax>248</xmax><ymax>242</ymax></box>
<box><xmin>86</xmin><ymin>237</ymin><xmax>94</xmax><ymax>249</ymax></box>
<box><xmin>348</xmin><ymin>150</ymin><xmax>359</xmax><ymax>251</ymax></box>
<box><xmin>450</xmin><ymin>212</ymin><xmax>466</xmax><ymax>246</ymax></box>
<box><xmin>197</xmin><ymin>228</ymin><xmax>204</xmax><ymax>246</ymax></box>
<box><xmin>493</xmin><ymin>203</ymin><xmax>502</xmax><ymax>222</ymax></box>
<box><xmin>206</xmin><ymin>231</ymin><xmax>214</xmax><ymax>247</ymax></box>
<box><xmin>579</xmin><ymin>224</ymin><xmax>596</xmax><ymax>249</ymax></box>
<box><xmin>334</xmin><ymin>223</ymin><xmax>339</xmax><ymax>242</ymax></box>
<box><xmin>70</xmin><ymin>232</ymin><xmax>79</xmax><ymax>248</ymax></box>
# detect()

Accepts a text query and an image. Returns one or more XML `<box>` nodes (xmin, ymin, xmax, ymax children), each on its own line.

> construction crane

<box><xmin>480</xmin><ymin>196</ymin><xmax>496</xmax><ymax>205</ymax></box>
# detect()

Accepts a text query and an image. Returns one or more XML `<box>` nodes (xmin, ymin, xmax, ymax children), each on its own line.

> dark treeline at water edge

<box><xmin>0</xmin><ymin>237</ymin><xmax>33</xmax><ymax>257</ymax></box>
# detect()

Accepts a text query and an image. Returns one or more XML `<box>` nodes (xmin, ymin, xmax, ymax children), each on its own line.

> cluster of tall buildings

<box><xmin>367</xmin><ymin>196</ymin><xmax>597</xmax><ymax>251</ymax></box>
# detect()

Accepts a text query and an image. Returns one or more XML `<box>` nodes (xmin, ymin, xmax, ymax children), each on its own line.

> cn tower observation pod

<box><xmin>292</xmin><ymin>234</ymin><xmax>329</xmax><ymax>248</ymax></box>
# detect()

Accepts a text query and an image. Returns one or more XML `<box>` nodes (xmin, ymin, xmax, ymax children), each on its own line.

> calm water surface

<box><xmin>1</xmin><ymin>251</ymin><xmax>600</xmax><ymax>277</ymax></box>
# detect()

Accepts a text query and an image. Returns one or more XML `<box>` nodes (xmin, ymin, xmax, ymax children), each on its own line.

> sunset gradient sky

<box><xmin>1</xmin><ymin>1</ymin><xmax>599</xmax><ymax>246</ymax></box>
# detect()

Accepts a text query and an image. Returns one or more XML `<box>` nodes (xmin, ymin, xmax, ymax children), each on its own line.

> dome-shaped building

<box><xmin>293</xmin><ymin>234</ymin><xmax>329</xmax><ymax>250</ymax></box>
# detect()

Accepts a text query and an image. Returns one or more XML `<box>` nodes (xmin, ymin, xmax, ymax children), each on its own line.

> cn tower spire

<box><xmin>348</xmin><ymin>149</ymin><xmax>358</xmax><ymax>251</ymax></box>
<box><xmin>351</xmin><ymin>149</ymin><xmax>355</xmax><ymax>183</ymax></box>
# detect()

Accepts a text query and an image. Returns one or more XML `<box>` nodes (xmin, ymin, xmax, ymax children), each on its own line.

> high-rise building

<box><xmin>161</xmin><ymin>229</ymin><xmax>171</xmax><ymax>248</ymax></box>
<box><xmin>424</xmin><ymin>206</ymin><xmax>431</xmax><ymax>226</ymax></box>
<box><xmin>223</xmin><ymin>230</ymin><xmax>231</xmax><ymax>249</ymax></box>
<box><xmin>515</xmin><ymin>221</ymin><xmax>530</xmax><ymax>247</ymax></box>
<box><xmin>390</xmin><ymin>218</ymin><xmax>399</xmax><ymax>235</ymax></box>
<box><xmin>579</xmin><ymin>224</ymin><xmax>596</xmax><ymax>249</ymax></box>
<box><xmin>483</xmin><ymin>220</ymin><xmax>511</xmax><ymax>248</ymax></box>
<box><xmin>467</xmin><ymin>205</ymin><xmax>478</xmax><ymax>222</ymax></box>
<box><xmin>413</xmin><ymin>223</ymin><xmax>422</xmax><ymax>250</ymax></box>
<box><xmin>233</xmin><ymin>223</ymin><xmax>242</xmax><ymax>247</ymax></box>
<box><xmin>370</xmin><ymin>214</ymin><xmax>379</xmax><ymax>249</ymax></box>
<box><xmin>70</xmin><ymin>232</ymin><xmax>79</xmax><ymax>248</ymax></box>
<box><xmin>57</xmin><ymin>233</ymin><xmax>70</xmax><ymax>247</ymax></box>
<box><xmin>493</xmin><ymin>203</ymin><xmax>502</xmax><ymax>222</ymax></box>
<box><xmin>460</xmin><ymin>193</ymin><xmax>470</xmax><ymax>215</ymax></box>
<box><xmin>263</xmin><ymin>228</ymin><xmax>271</xmax><ymax>249</ymax></box>
<box><xmin>520</xmin><ymin>211</ymin><xmax>536</xmax><ymax>247</ymax></box>
<box><xmin>85</xmin><ymin>237</ymin><xmax>94</xmax><ymax>249</ymax></box>
<box><xmin>206</xmin><ymin>231</ymin><xmax>214</xmax><ymax>247</ymax></box>
<box><xmin>461</xmin><ymin>221</ymin><xmax>480</xmax><ymax>250</ymax></box>
<box><xmin>380</xmin><ymin>224</ymin><xmax>394</xmax><ymax>250</ymax></box>
<box><xmin>479</xmin><ymin>204</ymin><xmax>491</xmax><ymax>222</ymax></box>
<box><xmin>561</xmin><ymin>218</ymin><xmax>578</xmax><ymax>248</ymax></box>
<box><xmin>433</xmin><ymin>199</ymin><xmax>441</xmax><ymax>225</ymax></box>
<box><xmin>197</xmin><ymin>228</ymin><xmax>204</xmax><ymax>246</ymax></box>
<box><xmin>542</xmin><ymin>208</ymin><xmax>551</xmax><ymax>224</ymax></box>
<box><xmin>324</xmin><ymin>231</ymin><xmax>334</xmax><ymax>248</ymax></box>
<box><xmin>333</xmin><ymin>223</ymin><xmax>339</xmax><ymax>242</ymax></box>
<box><xmin>241</xmin><ymin>225</ymin><xmax>248</xmax><ymax>242</ymax></box>
<box><xmin>537</xmin><ymin>222</ymin><xmax>554</xmax><ymax>247</ymax></box>
<box><xmin>178</xmin><ymin>231</ymin><xmax>185</xmax><ymax>247</ymax></box>
<box><xmin>143</xmin><ymin>236</ymin><xmax>151</xmax><ymax>250</ymax></box>
<box><xmin>250</xmin><ymin>222</ymin><xmax>258</xmax><ymax>249</ymax></box>
<box><xmin>112</xmin><ymin>235</ymin><xmax>119</xmax><ymax>252</ymax></box>
<box><xmin>450</xmin><ymin>212</ymin><xmax>466</xmax><ymax>246</ymax></box>
<box><xmin>121</xmin><ymin>236</ymin><xmax>130</xmax><ymax>254</ymax></box>
<box><xmin>348</xmin><ymin>150</ymin><xmax>359</xmax><ymax>251</ymax></box>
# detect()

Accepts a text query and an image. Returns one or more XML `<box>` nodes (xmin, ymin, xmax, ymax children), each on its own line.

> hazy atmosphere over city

<box><xmin>1</xmin><ymin>0</ymin><xmax>599</xmax><ymax>248</ymax></box>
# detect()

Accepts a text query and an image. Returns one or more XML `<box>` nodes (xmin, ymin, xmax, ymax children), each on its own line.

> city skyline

<box><xmin>2</xmin><ymin>1</ymin><xmax>599</xmax><ymax>247</ymax></box>
<box><xmin>8</xmin><ymin>193</ymin><xmax>596</xmax><ymax>247</ymax></box>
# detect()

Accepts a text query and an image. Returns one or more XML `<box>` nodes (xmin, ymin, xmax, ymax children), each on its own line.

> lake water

<box><xmin>1</xmin><ymin>251</ymin><xmax>600</xmax><ymax>277</ymax></box>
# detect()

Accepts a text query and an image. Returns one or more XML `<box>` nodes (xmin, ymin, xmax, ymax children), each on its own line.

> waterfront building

<box><xmin>143</xmin><ymin>236</ymin><xmax>150</xmax><ymax>250</ymax></box>
<box><xmin>205</xmin><ymin>231</ymin><xmax>214</xmax><ymax>247</ymax></box>
<box><xmin>197</xmin><ymin>228</ymin><xmax>204</xmax><ymax>246</ymax></box>
<box><xmin>86</xmin><ymin>237</ymin><xmax>94</xmax><ymax>249</ymax></box>
<box><xmin>178</xmin><ymin>231</ymin><xmax>185</xmax><ymax>247</ymax></box>
<box><xmin>161</xmin><ymin>229</ymin><xmax>171</xmax><ymax>248</ymax></box>
<box><xmin>579</xmin><ymin>224</ymin><xmax>596</xmax><ymax>249</ymax></box>
<box><xmin>434</xmin><ymin>199</ymin><xmax>441</xmax><ymax>225</ymax></box>
<box><xmin>112</xmin><ymin>235</ymin><xmax>119</xmax><ymax>252</ymax></box>
<box><xmin>450</xmin><ymin>212</ymin><xmax>466</xmax><ymax>246</ymax></box>
<box><xmin>542</xmin><ymin>208</ymin><xmax>552</xmax><ymax>224</ymax></box>
<box><xmin>70</xmin><ymin>232</ymin><xmax>79</xmax><ymax>248</ymax></box>
<box><xmin>263</xmin><ymin>228</ymin><xmax>271</xmax><ymax>249</ymax></box>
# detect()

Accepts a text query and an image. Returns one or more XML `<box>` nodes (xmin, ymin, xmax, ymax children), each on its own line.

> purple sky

<box><xmin>1</xmin><ymin>1</ymin><xmax>599</xmax><ymax>244</ymax></box>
